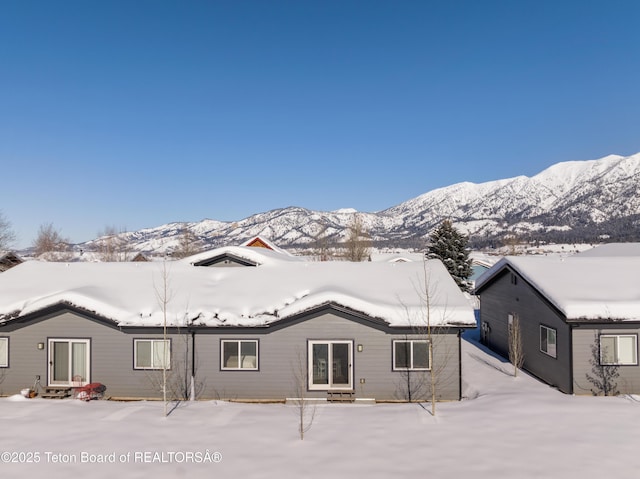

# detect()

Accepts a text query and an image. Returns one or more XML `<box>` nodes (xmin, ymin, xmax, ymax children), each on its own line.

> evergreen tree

<box><xmin>427</xmin><ymin>219</ymin><xmax>473</xmax><ymax>292</ymax></box>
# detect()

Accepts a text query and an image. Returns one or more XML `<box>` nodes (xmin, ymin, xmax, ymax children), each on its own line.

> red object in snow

<box><xmin>74</xmin><ymin>383</ymin><xmax>107</xmax><ymax>401</ymax></box>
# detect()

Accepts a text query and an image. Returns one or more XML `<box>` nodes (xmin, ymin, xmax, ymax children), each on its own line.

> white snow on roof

<box><xmin>476</xmin><ymin>255</ymin><xmax>640</xmax><ymax>321</ymax></box>
<box><xmin>0</xmin><ymin>256</ymin><xmax>475</xmax><ymax>328</ymax></box>
<box><xmin>577</xmin><ymin>242</ymin><xmax>640</xmax><ymax>257</ymax></box>
<box><xmin>180</xmin><ymin>244</ymin><xmax>306</xmax><ymax>266</ymax></box>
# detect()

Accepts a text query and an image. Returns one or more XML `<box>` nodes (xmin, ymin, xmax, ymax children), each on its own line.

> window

<box><xmin>134</xmin><ymin>339</ymin><xmax>170</xmax><ymax>369</ymax></box>
<box><xmin>540</xmin><ymin>325</ymin><xmax>557</xmax><ymax>358</ymax></box>
<box><xmin>0</xmin><ymin>337</ymin><xmax>8</xmax><ymax>367</ymax></box>
<box><xmin>221</xmin><ymin>340</ymin><xmax>258</xmax><ymax>370</ymax></box>
<box><xmin>600</xmin><ymin>335</ymin><xmax>638</xmax><ymax>366</ymax></box>
<box><xmin>393</xmin><ymin>340</ymin><xmax>430</xmax><ymax>371</ymax></box>
<box><xmin>308</xmin><ymin>340</ymin><xmax>353</xmax><ymax>390</ymax></box>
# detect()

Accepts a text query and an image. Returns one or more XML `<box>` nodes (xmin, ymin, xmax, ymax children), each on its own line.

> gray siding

<box><xmin>572</xmin><ymin>324</ymin><xmax>640</xmax><ymax>395</ymax></box>
<box><xmin>479</xmin><ymin>269</ymin><xmax>573</xmax><ymax>393</ymax></box>
<box><xmin>0</xmin><ymin>308</ymin><xmax>462</xmax><ymax>401</ymax></box>
<box><xmin>0</xmin><ymin>311</ymin><xmax>187</xmax><ymax>399</ymax></box>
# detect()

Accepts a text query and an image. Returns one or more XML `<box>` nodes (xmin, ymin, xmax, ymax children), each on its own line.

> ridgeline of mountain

<box><xmin>82</xmin><ymin>153</ymin><xmax>640</xmax><ymax>254</ymax></box>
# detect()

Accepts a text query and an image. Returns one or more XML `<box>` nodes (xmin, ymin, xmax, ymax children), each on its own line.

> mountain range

<box><xmin>82</xmin><ymin>152</ymin><xmax>640</xmax><ymax>254</ymax></box>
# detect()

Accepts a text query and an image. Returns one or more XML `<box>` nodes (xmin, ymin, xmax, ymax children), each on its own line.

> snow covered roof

<box><xmin>0</xmin><ymin>257</ymin><xmax>475</xmax><ymax>328</ymax></box>
<box><xmin>240</xmin><ymin>236</ymin><xmax>294</xmax><ymax>256</ymax></box>
<box><xmin>475</xmin><ymin>255</ymin><xmax>640</xmax><ymax>321</ymax></box>
<box><xmin>180</xmin><ymin>244</ymin><xmax>306</xmax><ymax>267</ymax></box>
<box><xmin>577</xmin><ymin>242</ymin><xmax>640</xmax><ymax>257</ymax></box>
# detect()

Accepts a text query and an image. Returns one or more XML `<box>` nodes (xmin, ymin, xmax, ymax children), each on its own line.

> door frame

<box><xmin>48</xmin><ymin>338</ymin><xmax>91</xmax><ymax>387</ymax></box>
<box><xmin>307</xmin><ymin>340</ymin><xmax>353</xmax><ymax>391</ymax></box>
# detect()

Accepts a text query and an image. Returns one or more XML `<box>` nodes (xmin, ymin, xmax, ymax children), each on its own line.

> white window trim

<box><xmin>220</xmin><ymin>339</ymin><xmax>259</xmax><ymax>370</ymax></box>
<box><xmin>540</xmin><ymin>325</ymin><xmax>557</xmax><ymax>358</ymax></box>
<box><xmin>0</xmin><ymin>337</ymin><xmax>8</xmax><ymax>367</ymax></box>
<box><xmin>392</xmin><ymin>340</ymin><xmax>431</xmax><ymax>371</ymax></box>
<box><xmin>600</xmin><ymin>334</ymin><xmax>638</xmax><ymax>366</ymax></box>
<box><xmin>134</xmin><ymin>339</ymin><xmax>171</xmax><ymax>370</ymax></box>
<box><xmin>308</xmin><ymin>340</ymin><xmax>353</xmax><ymax>391</ymax></box>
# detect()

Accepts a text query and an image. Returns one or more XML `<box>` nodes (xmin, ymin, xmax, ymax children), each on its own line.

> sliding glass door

<box><xmin>48</xmin><ymin>339</ymin><xmax>90</xmax><ymax>386</ymax></box>
<box><xmin>308</xmin><ymin>340</ymin><xmax>353</xmax><ymax>390</ymax></box>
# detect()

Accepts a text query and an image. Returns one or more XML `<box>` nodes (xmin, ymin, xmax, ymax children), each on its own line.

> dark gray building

<box><xmin>475</xmin><ymin>253</ymin><xmax>640</xmax><ymax>395</ymax></box>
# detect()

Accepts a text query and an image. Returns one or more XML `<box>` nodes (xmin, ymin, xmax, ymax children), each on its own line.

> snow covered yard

<box><xmin>2</xmin><ymin>335</ymin><xmax>640</xmax><ymax>479</ymax></box>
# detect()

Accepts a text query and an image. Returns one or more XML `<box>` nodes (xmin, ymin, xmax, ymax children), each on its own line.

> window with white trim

<box><xmin>393</xmin><ymin>340</ymin><xmax>430</xmax><ymax>371</ymax></box>
<box><xmin>221</xmin><ymin>340</ymin><xmax>258</xmax><ymax>370</ymax></box>
<box><xmin>540</xmin><ymin>325</ymin><xmax>557</xmax><ymax>358</ymax></box>
<box><xmin>0</xmin><ymin>337</ymin><xmax>8</xmax><ymax>367</ymax></box>
<box><xmin>600</xmin><ymin>335</ymin><xmax>638</xmax><ymax>366</ymax></box>
<box><xmin>134</xmin><ymin>339</ymin><xmax>171</xmax><ymax>369</ymax></box>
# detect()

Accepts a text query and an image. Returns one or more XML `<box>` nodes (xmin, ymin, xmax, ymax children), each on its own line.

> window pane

<box><xmin>617</xmin><ymin>336</ymin><xmax>637</xmax><ymax>365</ymax></box>
<box><xmin>413</xmin><ymin>342</ymin><xmax>430</xmax><ymax>369</ymax></box>
<box><xmin>223</xmin><ymin>341</ymin><xmax>239</xmax><ymax>368</ymax></box>
<box><xmin>53</xmin><ymin>341</ymin><xmax>69</xmax><ymax>382</ymax></box>
<box><xmin>547</xmin><ymin>329</ymin><xmax>556</xmax><ymax>358</ymax></box>
<box><xmin>394</xmin><ymin>341</ymin><xmax>410</xmax><ymax>369</ymax></box>
<box><xmin>312</xmin><ymin>343</ymin><xmax>329</xmax><ymax>385</ymax></box>
<box><xmin>72</xmin><ymin>342</ymin><xmax>87</xmax><ymax>382</ymax></box>
<box><xmin>153</xmin><ymin>340</ymin><xmax>170</xmax><ymax>369</ymax></box>
<box><xmin>600</xmin><ymin>336</ymin><xmax>616</xmax><ymax>365</ymax></box>
<box><xmin>240</xmin><ymin>341</ymin><xmax>257</xmax><ymax>369</ymax></box>
<box><xmin>540</xmin><ymin>328</ymin><xmax>548</xmax><ymax>353</ymax></box>
<box><xmin>0</xmin><ymin>338</ymin><xmax>7</xmax><ymax>367</ymax></box>
<box><xmin>332</xmin><ymin>343</ymin><xmax>349</xmax><ymax>385</ymax></box>
<box><xmin>136</xmin><ymin>341</ymin><xmax>152</xmax><ymax>368</ymax></box>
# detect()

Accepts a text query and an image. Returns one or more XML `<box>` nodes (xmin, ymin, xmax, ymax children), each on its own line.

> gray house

<box><xmin>475</xmin><ymin>253</ymin><xmax>640</xmax><ymax>395</ymax></box>
<box><xmin>0</xmin><ymin>243</ymin><xmax>475</xmax><ymax>402</ymax></box>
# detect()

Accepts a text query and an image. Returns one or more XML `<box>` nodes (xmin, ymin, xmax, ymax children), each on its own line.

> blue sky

<box><xmin>1</xmin><ymin>1</ymin><xmax>639</xmax><ymax>248</ymax></box>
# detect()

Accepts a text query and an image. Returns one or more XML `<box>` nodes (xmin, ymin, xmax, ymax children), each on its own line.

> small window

<box><xmin>510</xmin><ymin>273</ymin><xmax>518</xmax><ymax>285</ymax></box>
<box><xmin>134</xmin><ymin>339</ymin><xmax>170</xmax><ymax>369</ymax></box>
<box><xmin>393</xmin><ymin>340</ymin><xmax>430</xmax><ymax>371</ymax></box>
<box><xmin>0</xmin><ymin>337</ymin><xmax>8</xmax><ymax>367</ymax></box>
<box><xmin>221</xmin><ymin>340</ymin><xmax>258</xmax><ymax>370</ymax></box>
<box><xmin>600</xmin><ymin>335</ymin><xmax>638</xmax><ymax>366</ymax></box>
<box><xmin>540</xmin><ymin>326</ymin><xmax>557</xmax><ymax>358</ymax></box>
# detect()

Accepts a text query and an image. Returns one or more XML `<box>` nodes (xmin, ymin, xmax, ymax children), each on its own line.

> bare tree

<box><xmin>312</xmin><ymin>224</ymin><xmax>333</xmax><ymax>262</ymax></box>
<box><xmin>155</xmin><ymin>259</ymin><xmax>173</xmax><ymax>417</ymax></box>
<box><xmin>291</xmin><ymin>350</ymin><xmax>316</xmax><ymax>440</ymax></box>
<box><xmin>0</xmin><ymin>211</ymin><xmax>16</xmax><ymax>250</ymax></box>
<box><xmin>95</xmin><ymin>226</ymin><xmax>132</xmax><ymax>262</ymax></box>
<box><xmin>508</xmin><ymin>314</ymin><xmax>525</xmax><ymax>377</ymax></box>
<box><xmin>586</xmin><ymin>332</ymin><xmax>620</xmax><ymax>396</ymax></box>
<box><xmin>397</xmin><ymin>260</ymin><xmax>456</xmax><ymax>415</ymax></box>
<box><xmin>342</xmin><ymin>214</ymin><xmax>371</xmax><ymax>262</ymax></box>
<box><xmin>33</xmin><ymin>223</ymin><xmax>71</xmax><ymax>261</ymax></box>
<box><xmin>172</xmin><ymin>224</ymin><xmax>202</xmax><ymax>259</ymax></box>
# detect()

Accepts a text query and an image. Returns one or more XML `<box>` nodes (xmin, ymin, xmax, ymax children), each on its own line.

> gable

<box><xmin>244</xmin><ymin>237</ymin><xmax>273</xmax><ymax>250</ymax></box>
<box><xmin>476</xmin><ymin>256</ymin><xmax>640</xmax><ymax>322</ymax></box>
<box><xmin>193</xmin><ymin>253</ymin><xmax>258</xmax><ymax>267</ymax></box>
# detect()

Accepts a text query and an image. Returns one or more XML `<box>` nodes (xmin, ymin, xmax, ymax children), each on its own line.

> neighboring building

<box><xmin>0</xmin><ymin>242</ymin><xmax>475</xmax><ymax>401</ymax></box>
<box><xmin>577</xmin><ymin>242</ymin><xmax>640</xmax><ymax>257</ymax></box>
<box><xmin>0</xmin><ymin>251</ymin><xmax>23</xmax><ymax>272</ymax></box>
<box><xmin>475</xmin><ymin>253</ymin><xmax>640</xmax><ymax>395</ymax></box>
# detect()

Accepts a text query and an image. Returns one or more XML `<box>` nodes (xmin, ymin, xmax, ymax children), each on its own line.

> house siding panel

<box><xmin>479</xmin><ymin>269</ymin><xmax>573</xmax><ymax>393</ymax></box>
<box><xmin>0</xmin><ymin>309</ymin><xmax>462</xmax><ymax>401</ymax></box>
<box><xmin>572</xmin><ymin>324</ymin><xmax>640</xmax><ymax>395</ymax></box>
<box><xmin>0</xmin><ymin>311</ymin><xmax>187</xmax><ymax>399</ymax></box>
<box><xmin>195</xmin><ymin>311</ymin><xmax>461</xmax><ymax>401</ymax></box>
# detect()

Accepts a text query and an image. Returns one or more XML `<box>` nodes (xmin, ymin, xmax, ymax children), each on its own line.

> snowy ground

<box><xmin>2</xmin><ymin>332</ymin><xmax>640</xmax><ymax>478</ymax></box>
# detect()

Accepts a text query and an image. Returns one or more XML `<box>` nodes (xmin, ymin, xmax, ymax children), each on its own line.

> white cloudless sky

<box><xmin>1</xmin><ymin>0</ymin><xmax>639</xmax><ymax>247</ymax></box>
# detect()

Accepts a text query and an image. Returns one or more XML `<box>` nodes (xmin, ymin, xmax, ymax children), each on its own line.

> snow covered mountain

<box><xmin>83</xmin><ymin>152</ymin><xmax>640</xmax><ymax>254</ymax></box>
